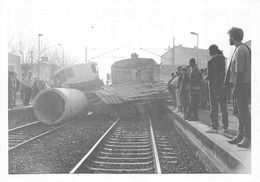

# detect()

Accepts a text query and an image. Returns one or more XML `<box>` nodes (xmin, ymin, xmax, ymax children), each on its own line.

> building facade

<box><xmin>8</xmin><ymin>53</ymin><xmax>22</xmax><ymax>78</ymax></box>
<box><xmin>160</xmin><ymin>45</ymin><xmax>211</xmax><ymax>81</ymax></box>
<box><xmin>161</xmin><ymin>45</ymin><xmax>211</xmax><ymax>68</ymax></box>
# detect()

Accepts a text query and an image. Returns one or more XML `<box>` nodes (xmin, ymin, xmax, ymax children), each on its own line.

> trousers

<box><xmin>234</xmin><ymin>83</ymin><xmax>251</xmax><ymax>139</ymax></box>
<box><xmin>186</xmin><ymin>93</ymin><xmax>199</xmax><ymax>120</ymax></box>
<box><xmin>209</xmin><ymin>86</ymin><xmax>228</xmax><ymax>129</ymax></box>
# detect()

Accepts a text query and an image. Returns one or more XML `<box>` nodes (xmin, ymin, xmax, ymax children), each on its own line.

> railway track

<box><xmin>153</xmin><ymin>129</ymin><xmax>180</xmax><ymax>172</ymax></box>
<box><xmin>9</xmin><ymin>121</ymin><xmax>73</xmax><ymax>151</ymax></box>
<box><xmin>70</xmin><ymin>117</ymin><xmax>162</xmax><ymax>174</ymax></box>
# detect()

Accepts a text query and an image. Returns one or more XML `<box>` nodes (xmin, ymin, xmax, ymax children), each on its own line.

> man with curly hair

<box><xmin>224</xmin><ymin>27</ymin><xmax>251</xmax><ymax>148</ymax></box>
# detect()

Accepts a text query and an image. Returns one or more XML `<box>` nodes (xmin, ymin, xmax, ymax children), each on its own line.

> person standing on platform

<box><xmin>171</xmin><ymin>71</ymin><xmax>181</xmax><ymax>112</ymax></box>
<box><xmin>22</xmin><ymin>71</ymin><xmax>34</xmax><ymax>105</ymax></box>
<box><xmin>10</xmin><ymin>72</ymin><xmax>17</xmax><ymax>108</ymax></box>
<box><xmin>20</xmin><ymin>73</ymin><xmax>26</xmax><ymax>104</ymax></box>
<box><xmin>185</xmin><ymin>64</ymin><xmax>191</xmax><ymax>106</ymax></box>
<box><xmin>204</xmin><ymin>68</ymin><xmax>208</xmax><ymax>78</ymax></box>
<box><xmin>225</xmin><ymin>27</ymin><xmax>251</xmax><ymax>148</ymax></box>
<box><xmin>186</xmin><ymin>65</ymin><xmax>191</xmax><ymax>76</ymax></box>
<box><xmin>206</xmin><ymin>44</ymin><xmax>229</xmax><ymax>133</ymax></box>
<box><xmin>180</xmin><ymin>67</ymin><xmax>189</xmax><ymax>118</ymax></box>
<box><xmin>204</xmin><ymin>68</ymin><xmax>210</xmax><ymax>110</ymax></box>
<box><xmin>167</xmin><ymin>72</ymin><xmax>177</xmax><ymax>107</ymax></box>
<box><xmin>13</xmin><ymin>73</ymin><xmax>20</xmax><ymax>107</ymax></box>
<box><xmin>200</xmin><ymin>69</ymin><xmax>208</xmax><ymax>109</ymax></box>
<box><xmin>176</xmin><ymin>66</ymin><xmax>183</xmax><ymax>113</ymax></box>
<box><xmin>8</xmin><ymin>71</ymin><xmax>15</xmax><ymax>109</ymax></box>
<box><xmin>186</xmin><ymin>58</ymin><xmax>202</xmax><ymax>121</ymax></box>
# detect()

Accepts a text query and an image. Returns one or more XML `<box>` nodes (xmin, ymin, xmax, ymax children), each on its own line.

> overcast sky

<box><xmin>3</xmin><ymin>0</ymin><xmax>259</xmax><ymax>79</ymax></box>
<box><xmin>1</xmin><ymin>1</ymin><xmax>260</xmax><ymax>181</ymax></box>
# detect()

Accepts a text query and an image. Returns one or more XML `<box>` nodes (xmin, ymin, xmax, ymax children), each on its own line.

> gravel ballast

<box><xmin>9</xmin><ymin>115</ymin><xmax>116</xmax><ymax>174</ymax></box>
<box><xmin>146</xmin><ymin>103</ymin><xmax>209</xmax><ymax>173</ymax></box>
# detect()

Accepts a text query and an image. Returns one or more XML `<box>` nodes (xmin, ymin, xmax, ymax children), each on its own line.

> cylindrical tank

<box><xmin>32</xmin><ymin>88</ymin><xmax>88</xmax><ymax>125</ymax></box>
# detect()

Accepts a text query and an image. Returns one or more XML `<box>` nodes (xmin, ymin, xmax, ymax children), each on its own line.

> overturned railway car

<box><xmin>52</xmin><ymin>62</ymin><xmax>103</xmax><ymax>91</ymax></box>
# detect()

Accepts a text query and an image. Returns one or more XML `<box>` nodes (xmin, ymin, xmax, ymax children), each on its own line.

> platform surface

<box><xmin>167</xmin><ymin>104</ymin><xmax>251</xmax><ymax>173</ymax></box>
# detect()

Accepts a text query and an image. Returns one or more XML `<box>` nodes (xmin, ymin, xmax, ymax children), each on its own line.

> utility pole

<box><xmin>58</xmin><ymin>43</ymin><xmax>64</xmax><ymax>65</ymax></box>
<box><xmin>172</xmin><ymin>36</ymin><xmax>175</xmax><ymax>65</ymax></box>
<box><xmin>30</xmin><ymin>50</ymin><xmax>33</xmax><ymax>65</ymax></box>
<box><xmin>190</xmin><ymin>32</ymin><xmax>199</xmax><ymax>67</ymax></box>
<box><xmin>38</xmin><ymin>33</ymin><xmax>43</xmax><ymax>79</ymax></box>
<box><xmin>85</xmin><ymin>47</ymin><xmax>88</xmax><ymax>63</ymax></box>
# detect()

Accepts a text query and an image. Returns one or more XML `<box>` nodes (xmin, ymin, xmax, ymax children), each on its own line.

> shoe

<box><xmin>186</xmin><ymin>117</ymin><xmax>193</xmax><ymax>121</ymax></box>
<box><xmin>228</xmin><ymin>136</ymin><xmax>243</xmax><ymax>144</ymax></box>
<box><xmin>190</xmin><ymin>117</ymin><xmax>199</xmax><ymax>121</ymax></box>
<box><xmin>222</xmin><ymin>124</ymin><xmax>228</xmax><ymax>130</ymax></box>
<box><xmin>222</xmin><ymin>128</ymin><xmax>228</xmax><ymax>133</ymax></box>
<box><xmin>206</xmin><ymin>128</ymin><xmax>218</xmax><ymax>133</ymax></box>
<box><xmin>237</xmin><ymin>137</ymin><xmax>250</xmax><ymax>148</ymax></box>
<box><xmin>184</xmin><ymin>115</ymin><xmax>190</xmax><ymax>120</ymax></box>
<box><xmin>179</xmin><ymin>113</ymin><xmax>184</xmax><ymax>118</ymax></box>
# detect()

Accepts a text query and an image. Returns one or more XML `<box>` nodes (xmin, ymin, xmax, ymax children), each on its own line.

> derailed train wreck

<box><xmin>32</xmin><ymin>58</ymin><xmax>169</xmax><ymax>125</ymax></box>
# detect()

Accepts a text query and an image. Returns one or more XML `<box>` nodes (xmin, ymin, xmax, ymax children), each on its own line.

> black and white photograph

<box><xmin>1</xmin><ymin>0</ymin><xmax>260</xmax><ymax>181</ymax></box>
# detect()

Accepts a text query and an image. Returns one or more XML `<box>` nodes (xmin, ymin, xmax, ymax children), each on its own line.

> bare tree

<box><xmin>9</xmin><ymin>34</ymin><xmax>73</xmax><ymax>67</ymax></box>
<box><xmin>8</xmin><ymin>34</ymin><xmax>38</xmax><ymax>64</ymax></box>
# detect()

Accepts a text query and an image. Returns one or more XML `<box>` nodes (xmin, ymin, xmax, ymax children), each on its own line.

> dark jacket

<box><xmin>206</xmin><ymin>54</ymin><xmax>225</xmax><ymax>88</ymax></box>
<box><xmin>180</xmin><ymin>72</ymin><xmax>189</xmax><ymax>96</ymax></box>
<box><xmin>189</xmin><ymin>67</ymin><xmax>202</xmax><ymax>94</ymax></box>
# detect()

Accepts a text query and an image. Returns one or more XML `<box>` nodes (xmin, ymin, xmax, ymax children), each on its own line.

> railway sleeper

<box><xmin>86</xmin><ymin>166</ymin><xmax>154</xmax><ymax>173</ymax></box>
<box><xmin>106</xmin><ymin>140</ymin><xmax>150</xmax><ymax>145</ymax></box>
<box><xmin>88</xmin><ymin>162</ymin><xmax>154</xmax><ymax>170</ymax></box>
<box><xmin>111</xmin><ymin>135</ymin><xmax>150</xmax><ymax>139</ymax></box>
<box><xmin>93</xmin><ymin>160</ymin><xmax>153</xmax><ymax>165</ymax></box>
<box><xmin>108</xmin><ymin>138</ymin><xmax>150</xmax><ymax>142</ymax></box>
<box><xmin>160</xmin><ymin>151</ymin><xmax>179</xmax><ymax>155</ymax></box>
<box><xmin>103</xmin><ymin>147</ymin><xmax>151</xmax><ymax>152</ymax></box>
<box><xmin>104</xmin><ymin>144</ymin><xmax>151</xmax><ymax>148</ymax></box>
<box><xmin>100</xmin><ymin>151</ymin><xmax>152</xmax><ymax>156</ymax></box>
<box><xmin>96</xmin><ymin>156</ymin><xmax>152</xmax><ymax>161</ymax></box>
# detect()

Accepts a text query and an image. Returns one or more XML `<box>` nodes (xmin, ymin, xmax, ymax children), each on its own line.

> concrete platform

<box><xmin>8</xmin><ymin>105</ymin><xmax>36</xmax><ymax>129</ymax></box>
<box><xmin>166</xmin><ymin>104</ymin><xmax>251</xmax><ymax>173</ymax></box>
<box><xmin>8</xmin><ymin>97</ymin><xmax>32</xmax><ymax>110</ymax></box>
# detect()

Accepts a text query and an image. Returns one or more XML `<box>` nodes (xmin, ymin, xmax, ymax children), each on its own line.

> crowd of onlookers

<box><xmin>167</xmin><ymin>59</ymin><xmax>208</xmax><ymax>121</ymax></box>
<box><xmin>8</xmin><ymin>71</ymin><xmax>49</xmax><ymax>109</ymax></box>
<box><xmin>167</xmin><ymin>27</ymin><xmax>251</xmax><ymax>148</ymax></box>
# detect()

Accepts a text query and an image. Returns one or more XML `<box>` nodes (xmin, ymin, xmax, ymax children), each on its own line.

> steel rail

<box><xmin>9</xmin><ymin>121</ymin><xmax>73</xmax><ymax>151</ymax></box>
<box><xmin>69</xmin><ymin>118</ymin><xmax>120</xmax><ymax>174</ymax></box>
<box><xmin>9</xmin><ymin>121</ymin><xmax>41</xmax><ymax>132</ymax></box>
<box><xmin>149</xmin><ymin>117</ymin><xmax>162</xmax><ymax>174</ymax></box>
